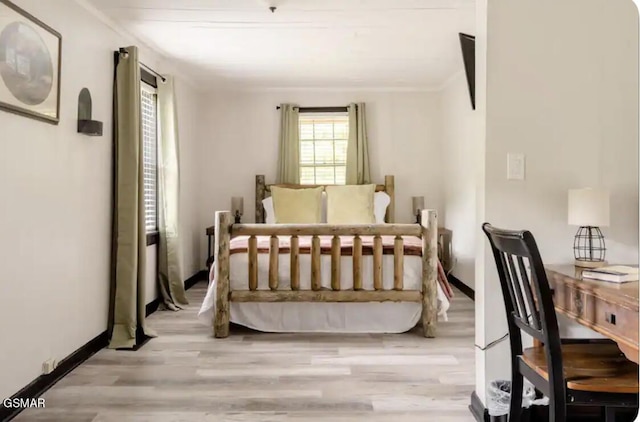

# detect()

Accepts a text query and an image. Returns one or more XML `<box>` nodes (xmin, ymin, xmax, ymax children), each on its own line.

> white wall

<box><xmin>475</xmin><ymin>0</ymin><xmax>638</xmax><ymax>404</ymax></box>
<box><xmin>0</xmin><ymin>0</ymin><xmax>201</xmax><ymax>400</ymax></box>
<box><xmin>197</xmin><ymin>90</ymin><xmax>444</xmax><ymax>254</ymax></box>
<box><xmin>440</xmin><ymin>72</ymin><xmax>478</xmax><ymax>287</ymax></box>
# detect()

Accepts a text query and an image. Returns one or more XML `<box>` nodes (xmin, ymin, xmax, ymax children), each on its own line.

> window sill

<box><xmin>146</xmin><ymin>231</ymin><xmax>159</xmax><ymax>246</ymax></box>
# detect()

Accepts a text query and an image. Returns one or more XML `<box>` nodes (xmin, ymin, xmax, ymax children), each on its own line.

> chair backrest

<box><xmin>482</xmin><ymin>223</ymin><xmax>564</xmax><ymax>387</ymax></box>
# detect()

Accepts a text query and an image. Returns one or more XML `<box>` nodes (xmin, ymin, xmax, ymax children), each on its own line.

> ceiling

<box><xmin>86</xmin><ymin>0</ymin><xmax>476</xmax><ymax>90</ymax></box>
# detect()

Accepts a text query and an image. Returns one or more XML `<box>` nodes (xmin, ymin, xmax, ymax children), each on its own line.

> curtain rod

<box><xmin>276</xmin><ymin>106</ymin><xmax>348</xmax><ymax>113</ymax></box>
<box><xmin>140</xmin><ymin>62</ymin><xmax>166</xmax><ymax>83</ymax></box>
<box><xmin>118</xmin><ymin>48</ymin><xmax>166</xmax><ymax>82</ymax></box>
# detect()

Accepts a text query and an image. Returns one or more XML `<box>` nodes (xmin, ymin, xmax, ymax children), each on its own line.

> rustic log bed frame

<box><xmin>212</xmin><ymin>175</ymin><xmax>439</xmax><ymax>338</ymax></box>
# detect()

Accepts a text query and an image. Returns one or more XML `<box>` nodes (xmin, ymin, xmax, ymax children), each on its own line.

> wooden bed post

<box><xmin>255</xmin><ymin>175</ymin><xmax>266</xmax><ymax>223</ymax></box>
<box><xmin>421</xmin><ymin>209</ymin><xmax>438</xmax><ymax>338</ymax></box>
<box><xmin>385</xmin><ymin>175</ymin><xmax>395</xmax><ymax>223</ymax></box>
<box><xmin>213</xmin><ymin>211</ymin><xmax>232</xmax><ymax>338</ymax></box>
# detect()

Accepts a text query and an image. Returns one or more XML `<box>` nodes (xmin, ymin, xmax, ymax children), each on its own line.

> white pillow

<box><xmin>374</xmin><ymin>192</ymin><xmax>391</xmax><ymax>223</ymax></box>
<box><xmin>262</xmin><ymin>196</ymin><xmax>276</xmax><ymax>223</ymax></box>
<box><xmin>263</xmin><ymin>190</ymin><xmax>390</xmax><ymax>223</ymax></box>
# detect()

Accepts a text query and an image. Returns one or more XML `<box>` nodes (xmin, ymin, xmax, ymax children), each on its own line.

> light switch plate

<box><xmin>507</xmin><ymin>153</ymin><xmax>525</xmax><ymax>180</ymax></box>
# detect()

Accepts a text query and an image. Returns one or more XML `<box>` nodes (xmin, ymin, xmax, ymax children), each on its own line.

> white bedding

<box><xmin>197</xmin><ymin>236</ymin><xmax>450</xmax><ymax>333</ymax></box>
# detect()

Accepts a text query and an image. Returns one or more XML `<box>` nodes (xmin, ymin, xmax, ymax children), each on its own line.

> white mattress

<box><xmin>198</xmin><ymin>236</ymin><xmax>450</xmax><ymax>333</ymax></box>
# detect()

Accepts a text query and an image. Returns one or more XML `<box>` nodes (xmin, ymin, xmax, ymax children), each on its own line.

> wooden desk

<box><xmin>546</xmin><ymin>265</ymin><xmax>639</xmax><ymax>364</ymax></box>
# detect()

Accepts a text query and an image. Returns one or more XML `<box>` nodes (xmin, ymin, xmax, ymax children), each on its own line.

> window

<box><xmin>299</xmin><ymin>113</ymin><xmax>348</xmax><ymax>185</ymax></box>
<box><xmin>141</xmin><ymin>82</ymin><xmax>158</xmax><ymax>234</ymax></box>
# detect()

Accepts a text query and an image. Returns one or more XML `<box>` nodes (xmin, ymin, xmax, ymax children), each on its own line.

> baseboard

<box><xmin>145</xmin><ymin>270</ymin><xmax>208</xmax><ymax>317</ymax></box>
<box><xmin>469</xmin><ymin>391</ymin><xmax>490</xmax><ymax>422</ymax></box>
<box><xmin>185</xmin><ymin>270</ymin><xmax>207</xmax><ymax>290</ymax></box>
<box><xmin>145</xmin><ymin>298</ymin><xmax>161</xmax><ymax>317</ymax></box>
<box><xmin>448</xmin><ymin>274</ymin><xmax>475</xmax><ymax>301</ymax></box>
<box><xmin>2</xmin><ymin>270</ymin><xmax>209</xmax><ymax>421</ymax></box>
<box><xmin>0</xmin><ymin>331</ymin><xmax>108</xmax><ymax>422</ymax></box>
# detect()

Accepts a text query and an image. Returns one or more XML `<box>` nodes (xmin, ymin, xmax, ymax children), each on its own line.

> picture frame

<box><xmin>0</xmin><ymin>0</ymin><xmax>62</xmax><ymax>124</ymax></box>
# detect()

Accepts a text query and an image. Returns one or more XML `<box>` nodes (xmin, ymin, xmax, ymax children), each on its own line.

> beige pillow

<box><xmin>325</xmin><ymin>185</ymin><xmax>376</xmax><ymax>224</ymax></box>
<box><xmin>271</xmin><ymin>186</ymin><xmax>323</xmax><ymax>223</ymax></box>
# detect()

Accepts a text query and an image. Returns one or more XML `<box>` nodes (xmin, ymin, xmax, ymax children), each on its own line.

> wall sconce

<box><xmin>412</xmin><ymin>196</ymin><xmax>425</xmax><ymax>224</ymax></box>
<box><xmin>77</xmin><ymin>88</ymin><xmax>103</xmax><ymax>136</ymax></box>
<box><xmin>231</xmin><ymin>197</ymin><xmax>244</xmax><ymax>224</ymax></box>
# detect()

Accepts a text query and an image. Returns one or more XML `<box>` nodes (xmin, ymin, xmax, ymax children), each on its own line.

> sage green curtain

<box><xmin>276</xmin><ymin>104</ymin><xmax>300</xmax><ymax>184</ymax></box>
<box><xmin>346</xmin><ymin>102</ymin><xmax>371</xmax><ymax>185</ymax></box>
<box><xmin>109</xmin><ymin>46</ymin><xmax>156</xmax><ymax>349</ymax></box>
<box><xmin>157</xmin><ymin>75</ymin><xmax>188</xmax><ymax>310</ymax></box>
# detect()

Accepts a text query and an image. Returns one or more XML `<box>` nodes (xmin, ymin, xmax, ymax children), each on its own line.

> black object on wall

<box><xmin>459</xmin><ymin>33</ymin><xmax>476</xmax><ymax>110</ymax></box>
<box><xmin>77</xmin><ymin>88</ymin><xmax>103</xmax><ymax>136</ymax></box>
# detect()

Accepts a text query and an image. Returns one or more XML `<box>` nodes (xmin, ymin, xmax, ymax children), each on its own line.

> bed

<box><xmin>198</xmin><ymin>175</ymin><xmax>448</xmax><ymax>338</ymax></box>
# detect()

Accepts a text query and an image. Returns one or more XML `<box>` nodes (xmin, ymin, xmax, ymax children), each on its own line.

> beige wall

<box><xmin>0</xmin><ymin>0</ymin><xmax>202</xmax><ymax>400</ymax></box>
<box><xmin>440</xmin><ymin>72</ymin><xmax>478</xmax><ymax>287</ymax></box>
<box><xmin>197</xmin><ymin>89</ymin><xmax>445</xmax><ymax>256</ymax></box>
<box><xmin>475</xmin><ymin>0</ymin><xmax>638</xmax><ymax>403</ymax></box>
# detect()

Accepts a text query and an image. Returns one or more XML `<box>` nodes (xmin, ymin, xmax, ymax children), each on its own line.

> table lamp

<box><xmin>568</xmin><ymin>188</ymin><xmax>610</xmax><ymax>268</ymax></box>
<box><xmin>412</xmin><ymin>196</ymin><xmax>425</xmax><ymax>224</ymax></box>
<box><xmin>231</xmin><ymin>196</ymin><xmax>244</xmax><ymax>224</ymax></box>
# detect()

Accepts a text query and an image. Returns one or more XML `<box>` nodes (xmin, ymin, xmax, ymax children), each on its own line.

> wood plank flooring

<box><xmin>16</xmin><ymin>282</ymin><xmax>476</xmax><ymax>422</ymax></box>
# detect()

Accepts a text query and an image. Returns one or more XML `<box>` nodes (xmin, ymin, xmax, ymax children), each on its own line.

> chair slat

<box><xmin>499</xmin><ymin>252</ymin><xmax>523</xmax><ymax>319</ymax></box>
<box><xmin>517</xmin><ymin>256</ymin><xmax>541</xmax><ymax>330</ymax></box>
<box><xmin>506</xmin><ymin>253</ymin><xmax>530</xmax><ymax>324</ymax></box>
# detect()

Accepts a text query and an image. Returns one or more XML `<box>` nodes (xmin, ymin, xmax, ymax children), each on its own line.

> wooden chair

<box><xmin>482</xmin><ymin>223</ymin><xmax>638</xmax><ymax>422</ymax></box>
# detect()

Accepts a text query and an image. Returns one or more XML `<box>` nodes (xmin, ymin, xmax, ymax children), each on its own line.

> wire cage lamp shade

<box><xmin>573</xmin><ymin>226</ymin><xmax>606</xmax><ymax>265</ymax></box>
<box><xmin>568</xmin><ymin>188</ymin><xmax>609</xmax><ymax>268</ymax></box>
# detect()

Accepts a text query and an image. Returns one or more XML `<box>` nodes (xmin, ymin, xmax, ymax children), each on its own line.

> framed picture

<box><xmin>0</xmin><ymin>0</ymin><xmax>61</xmax><ymax>124</ymax></box>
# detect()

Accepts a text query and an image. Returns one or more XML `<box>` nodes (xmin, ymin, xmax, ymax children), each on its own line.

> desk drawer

<box><xmin>551</xmin><ymin>279</ymin><xmax>638</xmax><ymax>345</ymax></box>
<box><xmin>592</xmin><ymin>298</ymin><xmax>638</xmax><ymax>345</ymax></box>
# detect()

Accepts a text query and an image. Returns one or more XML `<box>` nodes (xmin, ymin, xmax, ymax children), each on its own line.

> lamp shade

<box><xmin>568</xmin><ymin>188</ymin><xmax>609</xmax><ymax>227</ymax></box>
<box><xmin>412</xmin><ymin>196</ymin><xmax>425</xmax><ymax>214</ymax></box>
<box><xmin>231</xmin><ymin>196</ymin><xmax>244</xmax><ymax>215</ymax></box>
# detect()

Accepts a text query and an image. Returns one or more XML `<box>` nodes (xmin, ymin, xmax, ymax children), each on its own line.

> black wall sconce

<box><xmin>77</xmin><ymin>88</ymin><xmax>103</xmax><ymax>136</ymax></box>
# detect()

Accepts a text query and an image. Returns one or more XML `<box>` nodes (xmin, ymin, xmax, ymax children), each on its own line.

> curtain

<box><xmin>157</xmin><ymin>75</ymin><xmax>188</xmax><ymax>310</ymax></box>
<box><xmin>108</xmin><ymin>46</ymin><xmax>156</xmax><ymax>349</ymax></box>
<box><xmin>276</xmin><ymin>104</ymin><xmax>300</xmax><ymax>184</ymax></box>
<box><xmin>346</xmin><ymin>102</ymin><xmax>371</xmax><ymax>185</ymax></box>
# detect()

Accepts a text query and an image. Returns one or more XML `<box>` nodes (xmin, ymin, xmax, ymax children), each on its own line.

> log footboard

<box><xmin>212</xmin><ymin>209</ymin><xmax>438</xmax><ymax>339</ymax></box>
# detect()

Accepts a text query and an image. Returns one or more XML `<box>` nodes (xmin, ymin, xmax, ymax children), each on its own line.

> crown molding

<box><xmin>73</xmin><ymin>0</ymin><xmax>156</xmax><ymax>53</ymax></box>
<box><xmin>72</xmin><ymin>0</ymin><xmax>200</xmax><ymax>88</ymax></box>
<box><xmin>201</xmin><ymin>84</ymin><xmax>446</xmax><ymax>94</ymax></box>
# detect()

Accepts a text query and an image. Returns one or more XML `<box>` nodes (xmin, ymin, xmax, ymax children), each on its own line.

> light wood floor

<box><xmin>16</xmin><ymin>282</ymin><xmax>476</xmax><ymax>422</ymax></box>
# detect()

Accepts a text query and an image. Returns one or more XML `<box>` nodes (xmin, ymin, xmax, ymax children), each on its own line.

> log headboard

<box><xmin>255</xmin><ymin>175</ymin><xmax>396</xmax><ymax>223</ymax></box>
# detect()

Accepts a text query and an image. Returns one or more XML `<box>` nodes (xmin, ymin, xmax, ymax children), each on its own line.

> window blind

<box><xmin>299</xmin><ymin>113</ymin><xmax>349</xmax><ymax>185</ymax></box>
<box><xmin>141</xmin><ymin>83</ymin><xmax>158</xmax><ymax>233</ymax></box>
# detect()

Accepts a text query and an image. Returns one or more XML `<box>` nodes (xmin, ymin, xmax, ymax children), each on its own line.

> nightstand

<box><xmin>206</xmin><ymin>225</ymin><xmax>215</xmax><ymax>269</ymax></box>
<box><xmin>438</xmin><ymin>228</ymin><xmax>452</xmax><ymax>273</ymax></box>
